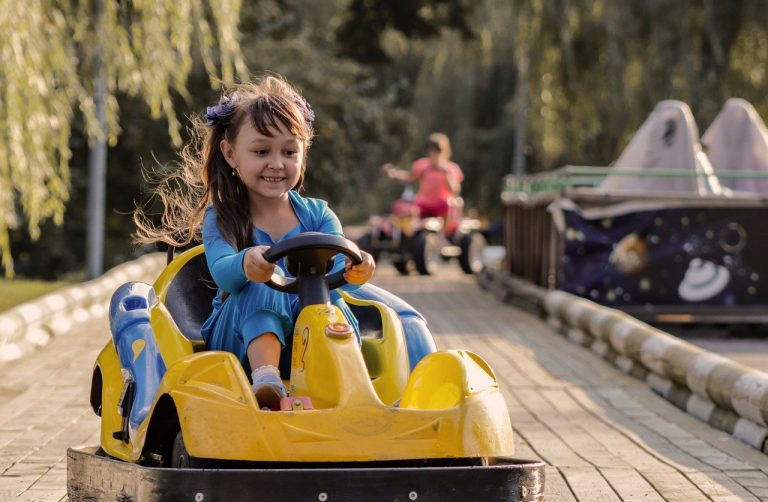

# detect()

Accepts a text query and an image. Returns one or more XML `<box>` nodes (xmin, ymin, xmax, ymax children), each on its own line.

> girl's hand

<box><xmin>243</xmin><ymin>246</ymin><xmax>276</xmax><ymax>283</ymax></box>
<box><xmin>344</xmin><ymin>250</ymin><xmax>375</xmax><ymax>285</ymax></box>
<box><xmin>381</xmin><ymin>163</ymin><xmax>396</xmax><ymax>177</ymax></box>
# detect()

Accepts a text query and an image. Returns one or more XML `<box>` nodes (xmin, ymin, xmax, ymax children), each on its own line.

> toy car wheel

<box><xmin>170</xmin><ymin>431</ymin><xmax>204</xmax><ymax>468</ymax></box>
<box><xmin>355</xmin><ymin>233</ymin><xmax>379</xmax><ymax>263</ymax></box>
<box><xmin>413</xmin><ymin>231</ymin><xmax>441</xmax><ymax>275</ymax></box>
<box><xmin>459</xmin><ymin>231</ymin><xmax>487</xmax><ymax>274</ymax></box>
<box><xmin>392</xmin><ymin>259</ymin><xmax>411</xmax><ymax>275</ymax></box>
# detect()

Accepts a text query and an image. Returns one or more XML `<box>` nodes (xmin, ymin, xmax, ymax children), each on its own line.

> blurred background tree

<box><xmin>6</xmin><ymin>0</ymin><xmax>768</xmax><ymax>278</ymax></box>
<box><xmin>1</xmin><ymin>0</ymin><xmax>246</xmax><ymax>277</ymax></box>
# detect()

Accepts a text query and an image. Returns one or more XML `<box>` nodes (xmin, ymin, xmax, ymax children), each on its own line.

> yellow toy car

<box><xmin>67</xmin><ymin>233</ymin><xmax>544</xmax><ymax>500</ymax></box>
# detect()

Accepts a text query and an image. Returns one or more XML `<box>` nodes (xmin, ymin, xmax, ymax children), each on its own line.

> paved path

<box><xmin>1</xmin><ymin>264</ymin><xmax>768</xmax><ymax>500</ymax></box>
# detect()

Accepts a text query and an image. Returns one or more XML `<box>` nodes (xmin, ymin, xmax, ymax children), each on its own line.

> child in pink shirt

<box><xmin>383</xmin><ymin>133</ymin><xmax>463</xmax><ymax>218</ymax></box>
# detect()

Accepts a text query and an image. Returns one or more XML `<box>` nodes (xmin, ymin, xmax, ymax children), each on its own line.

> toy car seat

<box><xmin>163</xmin><ymin>252</ymin><xmax>217</xmax><ymax>343</ymax></box>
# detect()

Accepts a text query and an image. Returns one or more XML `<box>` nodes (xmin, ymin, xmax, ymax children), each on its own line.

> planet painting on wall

<box><xmin>609</xmin><ymin>233</ymin><xmax>650</xmax><ymax>275</ymax></box>
<box><xmin>559</xmin><ymin>205</ymin><xmax>766</xmax><ymax>307</ymax></box>
<box><xmin>677</xmin><ymin>258</ymin><xmax>731</xmax><ymax>302</ymax></box>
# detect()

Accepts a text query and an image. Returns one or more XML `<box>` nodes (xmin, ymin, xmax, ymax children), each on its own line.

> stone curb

<box><xmin>0</xmin><ymin>253</ymin><xmax>166</xmax><ymax>365</ymax></box>
<box><xmin>477</xmin><ymin>267</ymin><xmax>768</xmax><ymax>454</ymax></box>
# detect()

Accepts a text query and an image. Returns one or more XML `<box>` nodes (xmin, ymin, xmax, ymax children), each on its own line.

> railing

<box><xmin>502</xmin><ymin>165</ymin><xmax>768</xmax><ymax>200</ymax></box>
<box><xmin>483</xmin><ymin>166</ymin><xmax>768</xmax><ymax>453</ymax></box>
<box><xmin>477</xmin><ymin>268</ymin><xmax>768</xmax><ymax>455</ymax></box>
<box><xmin>0</xmin><ymin>253</ymin><xmax>165</xmax><ymax>365</ymax></box>
<box><xmin>501</xmin><ymin>166</ymin><xmax>768</xmax><ymax>290</ymax></box>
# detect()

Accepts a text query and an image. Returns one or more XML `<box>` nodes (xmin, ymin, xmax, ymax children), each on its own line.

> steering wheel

<box><xmin>262</xmin><ymin>232</ymin><xmax>363</xmax><ymax>294</ymax></box>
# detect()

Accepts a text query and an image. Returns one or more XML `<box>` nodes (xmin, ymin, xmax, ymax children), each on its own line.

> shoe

<box><xmin>251</xmin><ymin>365</ymin><xmax>287</xmax><ymax>409</ymax></box>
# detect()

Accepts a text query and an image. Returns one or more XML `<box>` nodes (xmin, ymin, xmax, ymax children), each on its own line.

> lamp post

<box><xmin>87</xmin><ymin>0</ymin><xmax>107</xmax><ymax>278</ymax></box>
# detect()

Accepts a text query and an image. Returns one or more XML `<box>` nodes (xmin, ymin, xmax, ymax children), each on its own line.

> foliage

<box><xmin>379</xmin><ymin>0</ymin><xmax>768</xmax><ymax>215</ymax></box>
<box><xmin>335</xmin><ymin>0</ymin><xmax>474</xmax><ymax>63</ymax></box>
<box><xmin>0</xmin><ymin>0</ymin><xmax>246</xmax><ymax>276</ymax></box>
<box><xmin>143</xmin><ymin>0</ymin><xmax>419</xmax><ymax>227</ymax></box>
<box><xmin>9</xmin><ymin>0</ymin><xmax>768</xmax><ymax>278</ymax></box>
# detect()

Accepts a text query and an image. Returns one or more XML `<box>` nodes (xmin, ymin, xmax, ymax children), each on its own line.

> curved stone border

<box><xmin>0</xmin><ymin>253</ymin><xmax>165</xmax><ymax>365</ymax></box>
<box><xmin>477</xmin><ymin>267</ymin><xmax>768</xmax><ymax>455</ymax></box>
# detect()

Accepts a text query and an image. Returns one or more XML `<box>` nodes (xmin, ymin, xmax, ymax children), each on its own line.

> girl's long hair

<box><xmin>134</xmin><ymin>75</ymin><xmax>314</xmax><ymax>252</ymax></box>
<box><xmin>428</xmin><ymin>132</ymin><xmax>452</xmax><ymax>162</ymax></box>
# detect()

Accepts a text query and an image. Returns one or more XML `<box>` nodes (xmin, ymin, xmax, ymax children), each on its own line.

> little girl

<box><xmin>382</xmin><ymin>133</ymin><xmax>463</xmax><ymax>219</ymax></box>
<box><xmin>135</xmin><ymin>75</ymin><xmax>375</xmax><ymax>408</ymax></box>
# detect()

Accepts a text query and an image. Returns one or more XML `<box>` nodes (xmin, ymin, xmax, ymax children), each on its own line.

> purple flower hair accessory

<box><xmin>205</xmin><ymin>93</ymin><xmax>239</xmax><ymax>126</ymax></box>
<box><xmin>295</xmin><ymin>97</ymin><xmax>315</xmax><ymax>125</ymax></box>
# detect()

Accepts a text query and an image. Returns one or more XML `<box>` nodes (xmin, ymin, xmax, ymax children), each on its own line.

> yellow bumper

<box><xmin>171</xmin><ymin>350</ymin><xmax>513</xmax><ymax>462</ymax></box>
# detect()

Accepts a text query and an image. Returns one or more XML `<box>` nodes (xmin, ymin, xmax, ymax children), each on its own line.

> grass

<box><xmin>0</xmin><ymin>279</ymin><xmax>72</xmax><ymax>313</ymax></box>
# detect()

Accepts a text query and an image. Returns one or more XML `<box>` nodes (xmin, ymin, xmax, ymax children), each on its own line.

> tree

<box><xmin>233</xmin><ymin>0</ymin><xmax>419</xmax><ymax>221</ymax></box>
<box><xmin>373</xmin><ymin>0</ymin><xmax>768</xmax><ymax>215</ymax></box>
<box><xmin>335</xmin><ymin>0</ymin><xmax>474</xmax><ymax>63</ymax></box>
<box><xmin>0</xmin><ymin>0</ymin><xmax>247</xmax><ymax>276</ymax></box>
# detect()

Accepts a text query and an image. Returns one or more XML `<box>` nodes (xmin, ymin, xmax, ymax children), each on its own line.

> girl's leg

<box><xmin>246</xmin><ymin>332</ymin><xmax>281</xmax><ymax>369</ymax></box>
<box><xmin>415</xmin><ymin>200</ymin><xmax>448</xmax><ymax>219</ymax></box>
<box><xmin>235</xmin><ymin>283</ymin><xmax>294</xmax><ymax>408</ymax></box>
<box><xmin>247</xmin><ymin>333</ymin><xmax>288</xmax><ymax>409</ymax></box>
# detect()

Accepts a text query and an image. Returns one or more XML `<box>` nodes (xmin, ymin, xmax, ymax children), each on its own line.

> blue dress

<box><xmin>200</xmin><ymin>191</ymin><xmax>360</xmax><ymax>377</ymax></box>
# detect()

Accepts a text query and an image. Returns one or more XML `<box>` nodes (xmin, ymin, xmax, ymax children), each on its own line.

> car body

<box><xmin>72</xmin><ymin>235</ymin><xmax>544</xmax><ymax>500</ymax></box>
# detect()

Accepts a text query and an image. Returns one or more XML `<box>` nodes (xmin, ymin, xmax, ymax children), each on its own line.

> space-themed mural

<box><xmin>558</xmin><ymin>205</ymin><xmax>767</xmax><ymax>306</ymax></box>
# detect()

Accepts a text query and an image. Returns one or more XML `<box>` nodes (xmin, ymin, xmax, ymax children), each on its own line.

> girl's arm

<box><xmin>446</xmin><ymin>169</ymin><xmax>461</xmax><ymax>194</ymax></box>
<box><xmin>315</xmin><ymin>203</ymin><xmax>374</xmax><ymax>288</ymax></box>
<box><xmin>382</xmin><ymin>163</ymin><xmax>418</xmax><ymax>184</ymax></box>
<box><xmin>202</xmin><ymin>206</ymin><xmax>251</xmax><ymax>293</ymax></box>
<box><xmin>441</xmin><ymin>162</ymin><xmax>462</xmax><ymax>194</ymax></box>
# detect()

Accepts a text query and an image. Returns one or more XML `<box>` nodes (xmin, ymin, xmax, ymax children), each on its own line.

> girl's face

<box><xmin>427</xmin><ymin>146</ymin><xmax>441</xmax><ymax>163</ymax></box>
<box><xmin>221</xmin><ymin>121</ymin><xmax>304</xmax><ymax>204</ymax></box>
